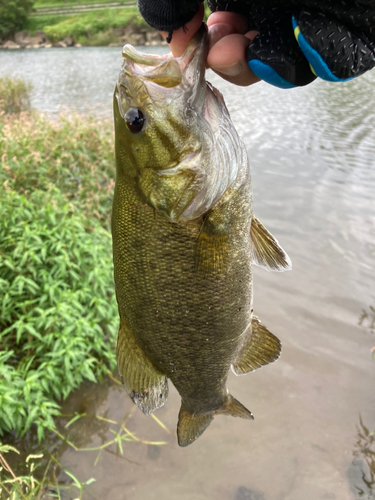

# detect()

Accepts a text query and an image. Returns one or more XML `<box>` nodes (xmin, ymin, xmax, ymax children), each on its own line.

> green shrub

<box><xmin>0</xmin><ymin>187</ymin><xmax>118</xmax><ymax>441</ymax></box>
<box><xmin>83</xmin><ymin>28</ymin><xmax>120</xmax><ymax>47</ymax></box>
<box><xmin>0</xmin><ymin>76</ymin><xmax>32</xmax><ymax>114</ymax></box>
<box><xmin>0</xmin><ymin>0</ymin><xmax>34</xmax><ymax>39</ymax></box>
<box><xmin>0</xmin><ymin>106</ymin><xmax>118</xmax><ymax>440</ymax></box>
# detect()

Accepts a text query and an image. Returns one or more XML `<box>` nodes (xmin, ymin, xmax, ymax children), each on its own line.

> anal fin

<box><xmin>117</xmin><ymin>320</ymin><xmax>168</xmax><ymax>415</ymax></box>
<box><xmin>250</xmin><ymin>216</ymin><xmax>292</xmax><ymax>272</ymax></box>
<box><xmin>232</xmin><ymin>316</ymin><xmax>282</xmax><ymax>375</ymax></box>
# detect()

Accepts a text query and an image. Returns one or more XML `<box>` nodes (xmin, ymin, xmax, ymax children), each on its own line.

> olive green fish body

<box><xmin>113</xmin><ymin>26</ymin><xmax>291</xmax><ymax>446</ymax></box>
<box><xmin>113</xmin><ymin>156</ymin><xmax>253</xmax><ymax>415</ymax></box>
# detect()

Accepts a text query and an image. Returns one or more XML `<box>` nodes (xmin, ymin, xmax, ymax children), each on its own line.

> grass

<box><xmin>26</xmin><ymin>7</ymin><xmax>148</xmax><ymax>44</ymax></box>
<box><xmin>34</xmin><ymin>0</ymin><xmax>134</xmax><ymax>9</ymax></box>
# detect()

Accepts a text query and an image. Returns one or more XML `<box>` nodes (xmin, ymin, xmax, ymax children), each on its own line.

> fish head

<box><xmin>114</xmin><ymin>24</ymin><xmax>245</xmax><ymax>222</ymax></box>
<box><xmin>114</xmin><ymin>24</ymin><xmax>208</xmax><ymax>178</ymax></box>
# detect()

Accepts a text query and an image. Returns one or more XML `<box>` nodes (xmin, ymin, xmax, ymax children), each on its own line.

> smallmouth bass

<box><xmin>112</xmin><ymin>25</ymin><xmax>291</xmax><ymax>447</ymax></box>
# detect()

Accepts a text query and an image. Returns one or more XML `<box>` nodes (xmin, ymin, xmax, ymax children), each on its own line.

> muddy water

<box><xmin>1</xmin><ymin>47</ymin><xmax>374</xmax><ymax>499</ymax></box>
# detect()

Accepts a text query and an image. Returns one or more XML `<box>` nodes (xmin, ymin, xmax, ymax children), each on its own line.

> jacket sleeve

<box><xmin>138</xmin><ymin>0</ymin><xmax>203</xmax><ymax>33</ymax></box>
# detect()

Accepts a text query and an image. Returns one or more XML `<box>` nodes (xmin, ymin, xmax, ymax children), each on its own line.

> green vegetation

<box><xmin>0</xmin><ymin>440</ymin><xmax>96</xmax><ymax>499</ymax></box>
<box><xmin>26</xmin><ymin>7</ymin><xmax>148</xmax><ymax>45</ymax></box>
<box><xmin>0</xmin><ymin>78</ymin><xmax>119</xmax><ymax>445</ymax></box>
<box><xmin>0</xmin><ymin>77</ymin><xmax>32</xmax><ymax>115</ymax></box>
<box><xmin>0</xmin><ymin>0</ymin><xmax>34</xmax><ymax>38</ymax></box>
<box><xmin>34</xmin><ymin>0</ymin><xmax>133</xmax><ymax>8</ymax></box>
<box><xmin>25</xmin><ymin>14</ymin><xmax>71</xmax><ymax>34</ymax></box>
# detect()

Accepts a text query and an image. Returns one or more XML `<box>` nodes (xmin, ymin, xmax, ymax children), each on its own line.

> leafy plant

<box><xmin>0</xmin><ymin>187</ymin><xmax>119</xmax><ymax>440</ymax></box>
<box><xmin>0</xmin><ymin>77</ymin><xmax>32</xmax><ymax>115</ymax></box>
<box><xmin>0</xmin><ymin>0</ymin><xmax>34</xmax><ymax>39</ymax></box>
<box><xmin>0</xmin><ymin>102</ymin><xmax>118</xmax><ymax>440</ymax></box>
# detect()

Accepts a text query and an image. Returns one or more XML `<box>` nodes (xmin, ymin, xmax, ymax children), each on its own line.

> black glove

<box><xmin>207</xmin><ymin>0</ymin><xmax>375</xmax><ymax>88</ymax></box>
<box><xmin>138</xmin><ymin>0</ymin><xmax>203</xmax><ymax>35</ymax></box>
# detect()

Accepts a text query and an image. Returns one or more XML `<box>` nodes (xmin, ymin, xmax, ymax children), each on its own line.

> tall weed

<box><xmin>0</xmin><ymin>111</ymin><xmax>115</xmax><ymax>229</ymax></box>
<box><xmin>0</xmin><ymin>77</ymin><xmax>32</xmax><ymax>114</ymax></box>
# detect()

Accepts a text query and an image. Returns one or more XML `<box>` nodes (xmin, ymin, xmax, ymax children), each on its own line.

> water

<box><xmin>1</xmin><ymin>47</ymin><xmax>374</xmax><ymax>500</ymax></box>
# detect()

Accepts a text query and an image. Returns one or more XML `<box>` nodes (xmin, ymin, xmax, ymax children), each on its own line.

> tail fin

<box><xmin>177</xmin><ymin>395</ymin><xmax>253</xmax><ymax>447</ymax></box>
<box><xmin>177</xmin><ymin>404</ymin><xmax>214</xmax><ymax>447</ymax></box>
<box><xmin>217</xmin><ymin>394</ymin><xmax>254</xmax><ymax>420</ymax></box>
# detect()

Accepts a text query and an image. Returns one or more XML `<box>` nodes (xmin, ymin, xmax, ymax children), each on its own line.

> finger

<box><xmin>207</xmin><ymin>22</ymin><xmax>238</xmax><ymax>50</ymax></box>
<box><xmin>293</xmin><ymin>10</ymin><xmax>375</xmax><ymax>81</ymax></box>
<box><xmin>159</xmin><ymin>3</ymin><xmax>204</xmax><ymax>57</ymax></box>
<box><xmin>207</xmin><ymin>33</ymin><xmax>261</xmax><ymax>86</ymax></box>
<box><xmin>207</xmin><ymin>11</ymin><xmax>248</xmax><ymax>34</ymax></box>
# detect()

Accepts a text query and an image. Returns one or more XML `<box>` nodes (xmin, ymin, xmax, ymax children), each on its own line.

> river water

<box><xmin>1</xmin><ymin>47</ymin><xmax>374</xmax><ymax>500</ymax></box>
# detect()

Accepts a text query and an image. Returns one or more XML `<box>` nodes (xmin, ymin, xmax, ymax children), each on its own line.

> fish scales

<box><xmin>112</xmin><ymin>25</ymin><xmax>291</xmax><ymax>446</ymax></box>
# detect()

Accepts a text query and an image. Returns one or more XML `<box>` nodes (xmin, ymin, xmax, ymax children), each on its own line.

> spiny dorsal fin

<box><xmin>177</xmin><ymin>404</ymin><xmax>214</xmax><ymax>447</ymax></box>
<box><xmin>232</xmin><ymin>317</ymin><xmax>282</xmax><ymax>376</ymax></box>
<box><xmin>250</xmin><ymin>216</ymin><xmax>292</xmax><ymax>272</ymax></box>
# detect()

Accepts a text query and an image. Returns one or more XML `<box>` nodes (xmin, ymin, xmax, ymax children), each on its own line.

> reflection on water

<box><xmin>1</xmin><ymin>47</ymin><xmax>375</xmax><ymax>500</ymax></box>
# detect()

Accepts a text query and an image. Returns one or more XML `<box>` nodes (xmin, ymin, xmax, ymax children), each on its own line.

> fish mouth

<box><xmin>120</xmin><ymin>24</ymin><xmax>208</xmax><ymax>90</ymax></box>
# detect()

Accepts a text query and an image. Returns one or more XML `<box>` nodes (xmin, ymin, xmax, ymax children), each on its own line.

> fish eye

<box><xmin>125</xmin><ymin>108</ymin><xmax>145</xmax><ymax>133</ymax></box>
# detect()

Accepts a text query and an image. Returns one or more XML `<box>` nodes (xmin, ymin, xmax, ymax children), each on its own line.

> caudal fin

<box><xmin>217</xmin><ymin>394</ymin><xmax>254</xmax><ymax>419</ymax></box>
<box><xmin>177</xmin><ymin>404</ymin><xmax>214</xmax><ymax>447</ymax></box>
<box><xmin>177</xmin><ymin>395</ymin><xmax>253</xmax><ymax>447</ymax></box>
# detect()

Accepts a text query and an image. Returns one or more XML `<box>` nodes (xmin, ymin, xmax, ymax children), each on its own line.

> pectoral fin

<box><xmin>250</xmin><ymin>216</ymin><xmax>292</xmax><ymax>272</ymax></box>
<box><xmin>232</xmin><ymin>317</ymin><xmax>282</xmax><ymax>375</ymax></box>
<box><xmin>195</xmin><ymin>205</ymin><xmax>231</xmax><ymax>277</ymax></box>
<box><xmin>117</xmin><ymin>321</ymin><xmax>168</xmax><ymax>415</ymax></box>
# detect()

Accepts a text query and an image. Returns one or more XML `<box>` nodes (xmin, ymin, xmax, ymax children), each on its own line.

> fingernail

<box><xmin>213</xmin><ymin>62</ymin><xmax>243</xmax><ymax>76</ymax></box>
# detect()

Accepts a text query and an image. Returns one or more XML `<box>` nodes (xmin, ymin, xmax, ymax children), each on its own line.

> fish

<box><xmin>112</xmin><ymin>25</ymin><xmax>291</xmax><ymax>447</ymax></box>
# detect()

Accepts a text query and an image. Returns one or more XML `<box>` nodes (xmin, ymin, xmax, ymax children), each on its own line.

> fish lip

<box><xmin>122</xmin><ymin>44</ymin><xmax>174</xmax><ymax>65</ymax></box>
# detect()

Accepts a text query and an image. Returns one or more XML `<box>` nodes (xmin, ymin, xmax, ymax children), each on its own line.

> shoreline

<box><xmin>0</xmin><ymin>26</ymin><xmax>166</xmax><ymax>50</ymax></box>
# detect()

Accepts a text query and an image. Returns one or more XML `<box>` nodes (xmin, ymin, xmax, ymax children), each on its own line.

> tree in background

<box><xmin>0</xmin><ymin>0</ymin><xmax>34</xmax><ymax>39</ymax></box>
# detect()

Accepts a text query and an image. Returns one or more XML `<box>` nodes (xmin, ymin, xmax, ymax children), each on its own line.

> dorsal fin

<box><xmin>250</xmin><ymin>216</ymin><xmax>292</xmax><ymax>272</ymax></box>
<box><xmin>232</xmin><ymin>317</ymin><xmax>282</xmax><ymax>375</ymax></box>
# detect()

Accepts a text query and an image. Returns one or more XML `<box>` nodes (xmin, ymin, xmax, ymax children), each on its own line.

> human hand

<box><xmin>160</xmin><ymin>6</ymin><xmax>261</xmax><ymax>86</ymax></box>
<box><xmin>158</xmin><ymin>0</ymin><xmax>375</xmax><ymax>89</ymax></box>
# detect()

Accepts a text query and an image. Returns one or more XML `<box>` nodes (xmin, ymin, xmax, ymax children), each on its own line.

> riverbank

<box><xmin>0</xmin><ymin>7</ymin><xmax>165</xmax><ymax>49</ymax></box>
